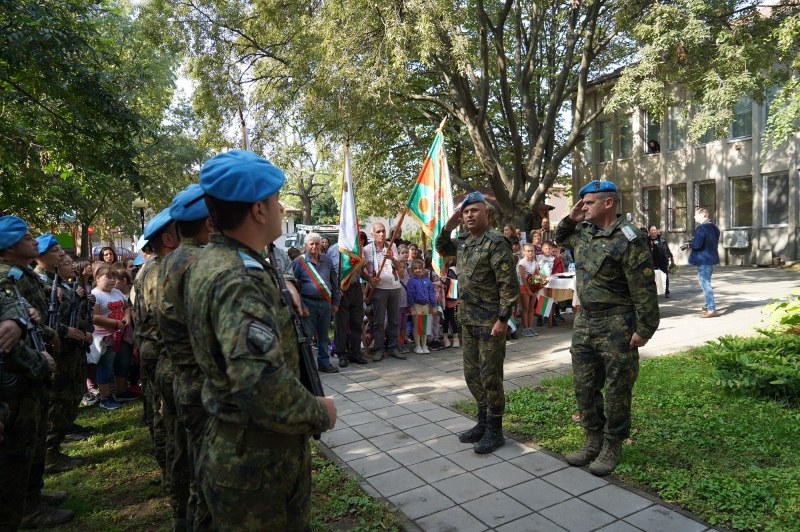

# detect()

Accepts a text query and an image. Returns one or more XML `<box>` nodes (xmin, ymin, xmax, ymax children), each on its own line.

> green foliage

<box><xmin>454</xmin><ymin>352</ymin><xmax>800</xmax><ymax>530</ymax></box>
<box><xmin>47</xmin><ymin>402</ymin><xmax>399</xmax><ymax>531</ymax></box>
<box><xmin>760</xmin><ymin>288</ymin><xmax>800</xmax><ymax>335</ymax></box>
<box><xmin>699</xmin><ymin>334</ymin><xmax>800</xmax><ymax>401</ymax></box>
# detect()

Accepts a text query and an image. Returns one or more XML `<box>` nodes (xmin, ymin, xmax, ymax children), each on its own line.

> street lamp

<box><xmin>132</xmin><ymin>197</ymin><xmax>148</xmax><ymax>233</ymax></box>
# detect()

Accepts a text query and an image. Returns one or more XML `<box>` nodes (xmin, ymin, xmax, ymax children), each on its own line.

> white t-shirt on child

<box><xmin>91</xmin><ymin>287</ymin><xmax>126</xmax><ymax>338</ymax></box>
<box><xmin>517</xmin><ymin>257</ymin><xmax>538</xmax><ymax>284</ymax></box>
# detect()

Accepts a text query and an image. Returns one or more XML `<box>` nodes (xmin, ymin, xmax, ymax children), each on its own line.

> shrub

<box><xmin>760</xmin><ymin>288</ymin><xmax>800</xmax><ymax>335</ymax></box>
<box><xmin>702</xmin><ymin>334</ymin><xmax>800</xmax><ymax>401</ymax></box>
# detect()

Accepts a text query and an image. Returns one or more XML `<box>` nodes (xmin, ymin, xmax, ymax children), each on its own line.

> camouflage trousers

<box><xmin>0</xmin><ymin>394</ymin><xmax>40</xmax><ymax>530</ymax></box>
<box><xmin>197</xmin><ymin>419</ymin><xmax>311</xmax><ymax>531</ymax></box>
<box><xmin>47</xmin><ymin>343</ymin><xmax>84</xmax><ymax>453</ymax></box>
<box><xmin>570</xmin><ymin>311</ymin><xmax>640</xmax><ymax>440</ymax></box>
<box><xmin>141</xmin><ymin>357</ymin><xmax>166</xmax><ymax>480</ymax></box>
<box><xmin>462</xmin><ymin>324</ymin><xmax>506</xmax><ymax>415</ymax></box>
<box><xmin>25</xmin><ymin>386</ymin><xmax>49</xmax><ymax>513</ymax></box>
<box><xmin>174</xmin><ymin>366</ymin><xmax>210</xmax><ymax>531</ymax></box>
<box><xmin>155</xmin><ymin>357</ymin><xmax>189</xmax><ymax>521</ymax></box>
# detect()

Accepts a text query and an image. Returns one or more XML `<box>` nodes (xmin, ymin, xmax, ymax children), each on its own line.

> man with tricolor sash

<box><xmin>292</xmin><ymin>233</ymin><xmax>340</xmax><ymax>373</ymax></box>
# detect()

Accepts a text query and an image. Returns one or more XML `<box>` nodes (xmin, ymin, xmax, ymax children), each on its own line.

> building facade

<box><xmin>573</xmin><ymin>83</ymin><xmax>798</xmax><ymax>265</ymax></box>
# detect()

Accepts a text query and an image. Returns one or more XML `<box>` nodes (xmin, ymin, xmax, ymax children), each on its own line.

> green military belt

<box><xmin>579</xmin><ymin>306</ymin><xmax>634</xmax><ymax>318</ymax></box>
<box><xmin>214</xmin><ymin>419</ymin><xmax>306</xmax><ymax>449</ymax></box>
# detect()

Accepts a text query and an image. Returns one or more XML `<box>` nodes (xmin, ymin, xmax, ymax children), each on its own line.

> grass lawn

<box><xmin>454</xmin><ymin>350</ymin><xmax>800</xmax><ymax>531</ymax></box>
<box><xmin>45</xmin><ymin>402</ymin><xmax>400</xmax><ymax>531</ymax></box>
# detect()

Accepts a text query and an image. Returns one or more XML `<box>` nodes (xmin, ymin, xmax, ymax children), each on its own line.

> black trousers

<box><xmin>334</xmin><ymin>282</ymin><xmax>364</xmax><ymax>356</ymax></box>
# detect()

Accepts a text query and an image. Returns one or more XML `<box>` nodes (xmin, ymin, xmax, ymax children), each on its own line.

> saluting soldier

<box><xmin>186</xmin><ymin>150</ymin><xmax>336</xmax><ymax>529</ymax></box>
<box><xmin>0</xmin><ymin>216</ymin><xmax>71</xmax><ymax>528</ymax></box>
<box><xmin>555</xmin><ymin>180</ymin><xmax>660</xmax><ymax>476</ymax></box>
<box><xmin>436</xmin><ymin>192</ymin><xmax>519</xmax><ymax>454</ymax></box>
<box><xmin>155</xmin><ymin>183</ymin><xmax>213</xmax><ymax>530</ymax></box>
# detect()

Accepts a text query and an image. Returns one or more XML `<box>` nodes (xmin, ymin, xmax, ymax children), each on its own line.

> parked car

<box><xmin>91</xmin><ymin>245</ymin><xmax>137</xmax><ymax>260</ymax></box>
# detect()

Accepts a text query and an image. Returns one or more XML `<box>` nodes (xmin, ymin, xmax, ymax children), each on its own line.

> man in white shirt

<box><xmin>363</xmin><ymin>223</ymin><xmax>406</xmax><ymax>361</ymax></box>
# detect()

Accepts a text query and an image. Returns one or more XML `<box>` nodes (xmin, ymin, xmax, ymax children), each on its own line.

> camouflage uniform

<box><xmin>0</xmin><ymin>283</ymin><xmax>51</xmax><ymax>529</ymax></box>
<box><xmin>132</xmin><ymin>257</ymin><xmax>169</xmax><ymax>484</ymax></box>
<box><xmin>186</xmin><ymin>234</ymin><xmax>329</xmax><ymax>530</ymax></box>
<box><xmin>0</xmin><ymin>260</ymin><xmax>56</xmax><ymax>514</ymax></box>
<box><xmin>435</xmin><ymin>229</ymin><xmax>519</xmax><ymax>416</ymax></box>
<box><xmin>156</xmin><ymin>238</ymin><xmax>208</xmax><ymax>530</ymax></box>
<box><xmin>555</xmin><ymin>216</ymin><xmax>660</xmax><ymax>440</ymax></box>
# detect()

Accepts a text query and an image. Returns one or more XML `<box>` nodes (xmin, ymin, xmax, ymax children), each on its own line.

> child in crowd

<box><xmin>396</xmin><ymin>244</ymin><xmax>411</xmax><ymax>354</ymax></box>
<box><xmin>517</xmin><ymin>243</ymin><xmax>540</xmax><ymax>337</ymax></box>
<box><xmin>442</xmin><ymin>258</ymin><xmax>460</xmax><ymax>348</ymax></box>
<box><xmin>74</xmin><ymin>259</ymin><xmax>100</xmax><ymax>406</ymax></box>
<box><xmin>538</xmin><ymin>241</ymin><xmax>565</xmax><ymax>325</ymax></box>
<box><xmin>530</xmin><ymin>232</ymin><xmax>543</xmax><ymax>258</ymax></box>
<box><xmin>407</xmin><ymin>259</ymin><xmax>437</xmax><ymax>354</ymax></box>
<box><xmin>509</xmin><ymin>235</ymin><xmax>521</xmax><ymax>262</ymax></box>
<box><xmin>114</xmin><ymin>269</ymin><xmax>140</xmax><ymax>397</ymax></box>
<box><xmin>90</xmin><ymin>266</ymin><xmax>133</xmax><ymax>410</ymax></box>
<box><xmin>424</xmin><ymin>254</ymin><xmax>445</xmax><ymax>350</ymax></box>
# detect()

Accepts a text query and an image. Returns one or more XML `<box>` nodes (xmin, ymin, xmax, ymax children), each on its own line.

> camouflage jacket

<box><xmin>133</xmin><ymin>256</ymin><xmax>164</xmax><ymax>359</ymax></box>
<box><xmin>435</xmin><ymin>228</ymin><xmax>519</xmax><ymax>326</ymax></box>
<box><xmin>555</xmin><ymin>215</ymin><xmax>660</xmax><ymax>338</ymax></box>
<box><xmin>185</xmin><ymin>234</ymin><xmax>329</xmax><ymax>435</ymax></box>
<box><xmin>156</xmin><ymin>238</ymin><xmax>202</xmax><ymax>368</ymax></box>
<box><xmin>0</xmin><ymin>259</ymin><xmax>55</xmax><ymax>341</ymax></box>
<box><xmin>0</xmin><ymin>289</ymin><xmax>51</xmax><ymax>385</ymax></box>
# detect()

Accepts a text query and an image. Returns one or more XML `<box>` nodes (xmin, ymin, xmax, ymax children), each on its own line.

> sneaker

<box><xmin>451</xmin><ymin>337</ymin><xmax>460</xmax><ymax>348</ymax></box>
<box><xmin>81</xmin><ymin>389</ymin><xmax>100</xmax><ymax>407</ymax></box>
<box><xmin>99</xmin><ymin>397</ymin><xmax>121</xmax><ymax>411</ymax></box>
<box><xmin>530</xmin><ymin>328</ymin><xmax>539</xmax><ymax>336</ymax></box>
<box><xmin>414</xmin><ymin>346</ymin><xmax>424</xmax><ymax>354</ymax></box>
<box><xmin>318</xmin><ymin>365</ymin><xmax>339</xmax><ymax>373</ymax></box>
<box><xmin>387</xmin><ymin>348</ymin><xmax>407</xmax><ymax>360</ymax></box>
<box><xmin>115</xmin><ymin>390</ymin><xmax>140</xmax><ymax>402</ymax></box>
<box><xmin>422</xmin><ymin>346</ymin><xmax>430</xmax><ymax>354</ymax></box>
<box><xmin>428</xmin><ymin>340</ymin><xmax>443</xmax><ymax>351</ymax></box>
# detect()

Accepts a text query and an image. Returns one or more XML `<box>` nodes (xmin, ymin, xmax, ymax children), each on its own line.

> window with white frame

<box><xmin>668</xmin><ymin>105</ymin><xmax>686</xmax><ymax>150</ymax></box>
<box><xmin>618</xmin><ymin>115</ymin><xmax>633</xmax><ymax>159</ymax></box>
<box><xmin>731</xmin><ymin>176</ymin><xmax>753</xmax><ymax>227</ymax></box>
<box><xmin>764</xmin><ymin>172</ymin><xmax>789</xmax><ymax>226</ymax></box>
<box><xmin>729</xmin><ymin>96</ymin><xmax>752</xmax><ymax>139</ymax></box>
<box><xmin>694</xmin><ymin>181</ymin><xmax>717</xmax><ymax>224</ymax></box>
<box><xmin>643</xmin><ymin>187</ymin><xmax>661</xmax><ymax>230</ymax></box>
<box><xmin>596</xmin><ymin>120</ymin><xmax>612</xmax><ymax>162</ymax></box>
<box><xmin>668</xmin><ymin>185</ymin><xmax>687</xmax><ymax>232</ymax></box>
<box><xmin>645</xmin><ymin>112</ymin><xmax>660</xmax><ymax>154</ymax></box>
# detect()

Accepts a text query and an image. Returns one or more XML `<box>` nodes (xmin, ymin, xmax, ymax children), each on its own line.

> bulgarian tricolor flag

<box><xmin>405</xmin><ymin>130</ymin><xmax>454</xmax><ymax>275</ymax></box>
<box><xmin>337</xmin><ymin>144</ymin><xmax>365</xmax><ymax>290</ymax></box>
<box><xmin>414</xmin><ymin>314</ymin><xmax>433</xmax><ymax>336</ymax></box>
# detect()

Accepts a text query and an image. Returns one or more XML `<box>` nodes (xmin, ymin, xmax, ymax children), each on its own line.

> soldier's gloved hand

<box><xmin>568</xmin><ymin>199</ymin><xmax>586</xmax><ymax>222</ymax></box>
<box><xmin>629</xmin><ymin>333</ymin><xmax>649</xmax><ymax>349</ymax></box>
<box><xmin>0</xmin><ymin>319</ymin><xmax>23</xmax><ymax>353</ymax></box>
<box><xmin>319</xmin><ymin>397</ymin><xmax>337</xmax><ymax>430</ymax></box>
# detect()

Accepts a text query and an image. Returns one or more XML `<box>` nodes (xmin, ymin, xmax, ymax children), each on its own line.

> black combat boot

<box><xmin>565</xmin><ymin>430</ymin><xmax>604</xmax><ymax>466</ymax></box>
<box><xmin>474</xmin><ymin>413</ymin><xmax>505</xmax><ymax>454</ymax></box>
<box><xmin>458</xmin><ymin>407</ymin><xmax>486</xmax><ymax>443</ymax></box>
<box><xmin>338</xmin><ymin>354</ymin><xmax>349</xmax><ymax>368</ymax></box>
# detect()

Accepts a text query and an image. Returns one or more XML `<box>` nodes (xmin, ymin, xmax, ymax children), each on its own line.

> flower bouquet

<box><xmin>526</xmin><ymin>272</ymin><xmax>549</xmax><ymax>293</ymax></box>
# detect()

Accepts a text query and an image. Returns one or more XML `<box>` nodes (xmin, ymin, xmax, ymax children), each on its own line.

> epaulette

<box><xmin>484</xmin><ymin>230</ymin><xmax>505</xmax><ymax>244</ymax></box>
<box><xmin>619</xmin><ymin>223</ymin><xmax>641</xmax><ymax>242</ymax></box>
<box><xmin>38</xmin><ymin>272</ymin><xmax>49</xmax><ymax>283</ymax></box>
<box><xmin>238</xmin><ymin>251</ymin><xmax>264</xmax><ymax>270</ymax></box>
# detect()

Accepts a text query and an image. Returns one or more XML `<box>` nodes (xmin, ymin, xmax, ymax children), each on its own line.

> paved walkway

<box><xmin>318</xmin><ymin>266</ymin><xmax>798</xmax><ymax>531</ymax></box>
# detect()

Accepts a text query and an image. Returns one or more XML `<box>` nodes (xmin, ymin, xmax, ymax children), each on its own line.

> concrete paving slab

<box><xmin>347</xmin><ymin>452</ymin><xmax>403</xmax><ymax>478</ymax></box>
<box><xmin>509</xmin><ymin>451</ymin><xmax>568</xmax><ymax>476</ymax></box>
<box><xmin>346</xmin><ymin>389</ymin><xmax>383</xmax><ymax>403</ymax></box>
<box><xmin>334</xmin><ymin>440</ymin><xmax>381</xmax><ymax>462</ymax></box>
<box><xmin>334</xmin><ymin>401</ymin><xmax>366</xmax><ymax>416</ymax></box>
<box><xmin>445</xmin><ymin>448</ymin><xmax>503</xmax><ymax>471</ymax></box>
<box><xmin>406</xmin><ymin>456</ymin><xmax>466</xmax><ymax>484</ymax></box>
<box><xmin>415</xmin><ymin>505</ymin><xmax>489</xmax><ymax>532</ymax></box>
<box><xmin>539</xmin><ymin>497</ymin><xmax>617</xmax><ymax>532</ymax></box>
<box><xmin>403</xmin><ymin>422</ymin><xmax>453</xmax><ymax>442</ymax></box>
<box><xmin>371</xmin><ymin>405</ymin><xmax>413</xmax><ymax>419</ymax></box>
<box><xmin>389</xmin><ymin>412</ymin><xmax>431</xmax><ymax>430</ymax></box>
<box><xmin>473</xmin><ymin>461</ymin><xmax>535</xmax><ymax>490</ymax></box>
<box><xmin>387</xmin><ymin>442</ymin><xmax>440</xmax><ymax>466</ymax></box>
<box><xmin>364</xmin><ymin>397</ymin><xmax>396</xmax><ymax>409</ymax></box>
<box><xmin>597</xmin><ymin>521</ymin><xmax>645</xmax><ymax>532</ymax></box>
<box><xmin>490</xmin><ymin>439</ymin><xmax>536</xmax><ymax>460</ymax></box>
<box><xmin>421</xmin><ymin>435</ymin><xmax>474</xmax><ymax>456</ymax></box>
<box><xmin>387</xmin><ymin>485</ymin><xmax>455</xmax><ymax>520</ymax></box>
<box><xmin>368</xmin><ymin>430</ymin><xmax>418</xmax><ymax>451</ymax></box>
<box><xmin>504</xmin><ymin>478</ymin><xmax>572</xmax><ymax>511</ymax></box>
<box><xmin>320</xmin><ymin>427</ymin><xmax>363</xmax><ymax>448</ymax></box>
<box><xmin>338</xmin><ymin>410</ymin><xmax>381</xmax><ymax>427</ymax></box>
<box><xmin>432</xmin><ymin>472</ymin><xmax>496</xmax><ymax>504</ymax></box>
<box><xmin>437</xmin><ymin>416</ymin><xmax>477</xmax><ymax>433</ymax></box>
<box><xmin>624</xmin><ymin>505</ymin><xmax>708</xmax><ymax>532</ymax></box>
<box><xmin>397</xmin><ymin>400</ymin><xmax>440</xmax><ymax>412</ymax></box>
<box><xmin>353</xmin><ymin>420</ymin><xmax>399</xmax><ymax>439</ymax></box>
<box><xmin>580</xmin><ymin>484</ymin><xmax>654</xmax><ymax>518</ymax></box>
<box><xmin>417</xmin><ymin>406</ymin><xmax>463</xmax><ymax>422</ymax></box>
<box><xmin>463</xmin><ymin>491</ymin><xmax>532</xmax><ymax>528</ymax></box>
<box><xmin>346</xmin><ymin>372</ymin><xmax>382</xmax><ymax>383</ymax></box>
<box><xmin>495</xmin><ymin>513</ymin><xmax>568</xmax><ymax>531</ymax></box>
<box><xmin>541</xmin><ymin>466</ymin><xmax>609</xmax><ymax>495</ymax></box>
<box><xmin>367</xmin><ymin>467</ymin><xmax>426</xmax><ymax>498</ymax></box>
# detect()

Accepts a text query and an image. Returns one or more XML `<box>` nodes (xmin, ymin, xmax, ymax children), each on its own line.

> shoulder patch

<box><xmin>38</xmin><ymin>273</ymin><xmax>49</xmax><ymax>283</ymax></box>
<box><xmin>246</xmin><ymin>321</ymin><xmax>275</xmax><ymax>354</ymax></box>
<box><xmin>621</xmin><ymin>225</ymin><xmax>639</xmax><ymax>242</ymax></box>
<box><xmin>238</xmin><ymin>251</ymin><xmax>264</xmax><ymax>270</ymax></box>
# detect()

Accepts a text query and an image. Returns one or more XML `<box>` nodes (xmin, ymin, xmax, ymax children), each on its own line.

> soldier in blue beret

<box><xmin>186</xmin><ymin>151</ymin><xmax>336</xmax><ymax>529</ymax></box>
<box><xmin>155</xmin><ymin>183</ymin><xmax>213</xmax><ymax>529</ymax></box>
<box><xmin>556</xmin><ymin>179</ymin><xmax>660</xmax><ymax>476</ymax></box>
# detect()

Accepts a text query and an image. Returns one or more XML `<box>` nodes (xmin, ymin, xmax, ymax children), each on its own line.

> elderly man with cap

<box><xmin>556</xmin><ymin>180</ymin><xmax>660</xmax><ymax>476</ymax></box>
<box><xmin>186</xmin><ymin>150</ymin><xmax>336</xmax><ymax>529</ymax></box>
<box><xmin>437</xmin><ymin>192</ymin><xmax>519</xmax><ymax>454</ymax></box>
<box><xmin>132</xmin><ymin>208</ymin><xmax>178</xmax><ymax>492</ymax></box>
<box><xmin>33</xmin><ymin>235</ymin><xmax>92</xmax><ymax>475</ymax></box>
<box><xmin>0</xmin><ymin>217</ymin><xmax>73</xmax><ymax>528</ymax></box>
<box><xmin>155</xmin><ymin>183</ymin><xmax>213</xmax><ymax>530</ymax></box>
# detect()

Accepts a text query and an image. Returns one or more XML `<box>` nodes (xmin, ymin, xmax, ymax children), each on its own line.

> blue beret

<box><xmin>461</xmin><ymin>191</ymin><xmax>486</xmax><ymax>209</ymax></box>
<box><xmin>579</xmin><ymin>180</ymin><xmax>618</xmax><ymax>198</ymax></box>
<box><xmin>133</xmin><ymin>235</ymin><xmax>148</xmax><ymax>253</ymax></box>
<box><xmin>0</xmin><ymin>216</ymin><xmax>28</xmax><ymax>249</ymax></box>
<box><xmin>199</xmin><ymin>150</ymin><xmax>285</xmax><ymax>202</ymax></box>
<box><xmin>132</xmin><ymin>252</ymin><xmax>146</xmax><ymax>266</ymax></box>
<box><xmin>143</xmin><ymin>208</ymin><xmax>173</xmax><ymax>240</ymax></box>
<box><xmin>169</xmin><ymin>184</ymin><xmax>209</xmax><ymax>222</ymax></box>
<box><xmin>36</xmin><ymin>234</ymin><xmax>59</xmax><ymax>254</ymax></box>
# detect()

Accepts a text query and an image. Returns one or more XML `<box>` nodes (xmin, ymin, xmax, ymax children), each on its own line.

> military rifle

<box><xmin>268</xmin><ymin>244</ymin><xmax>324</xmax><ymax>440</ymax></box>
<box><xmin>68</xmin><ymin>281</ymin><xmax>80</xmax><ymax>329</ymax></box>
<box><xmin>47</xmin><ymin>273</ymin><xmax>60</xmax><ymax>330</ymax></box>
<box><xmin>7</xmin><ymin>267</ymin><xmax>45</xmax><ymax>353</ymax></box>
